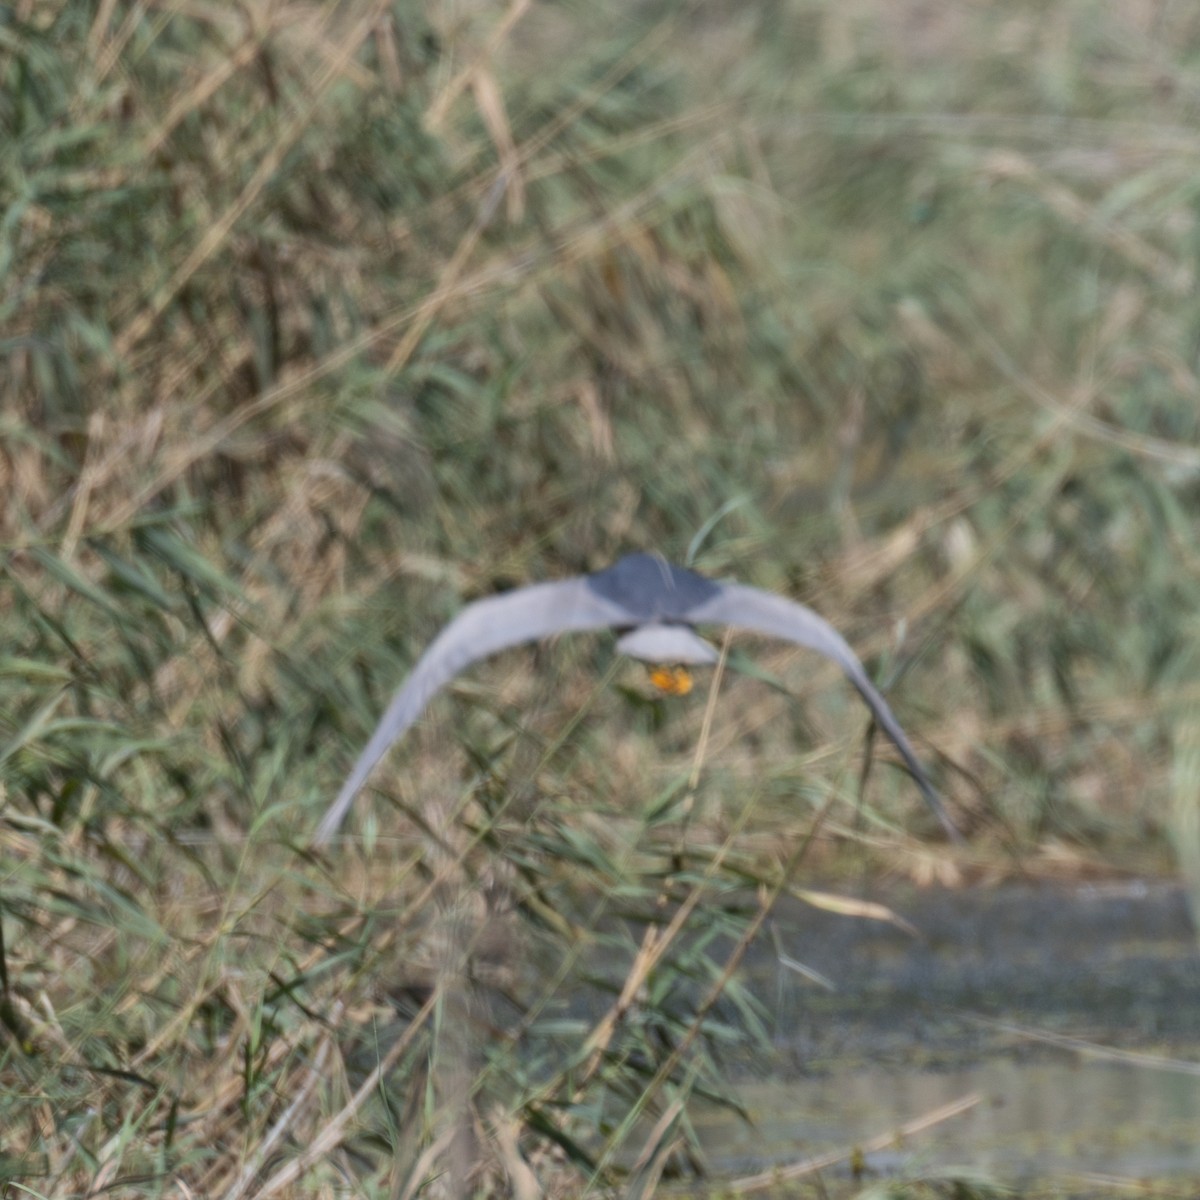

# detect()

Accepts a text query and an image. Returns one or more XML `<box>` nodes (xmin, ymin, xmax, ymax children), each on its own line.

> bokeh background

<box><xmin>4</xmin><ymin>2</ymin><xmax>1200</xmax><ymax>1195</ymax></box>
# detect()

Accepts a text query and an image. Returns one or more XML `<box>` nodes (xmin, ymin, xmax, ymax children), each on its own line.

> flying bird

<box><xmin>315</xmin><ymin>553</ymin><xmax>956</xmax><ymax>845</ymax></box>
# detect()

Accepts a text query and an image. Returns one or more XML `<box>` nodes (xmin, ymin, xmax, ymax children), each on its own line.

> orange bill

<box><xmin>647</xmin><ymin>664</ymin><xmax>694</xmax><ymax>696</ymax></box>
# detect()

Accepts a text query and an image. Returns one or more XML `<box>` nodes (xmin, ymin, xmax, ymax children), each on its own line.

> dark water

<box><xmin>694</xmin><ymin>879</ymin><xmax>1200</xmax><ymax>1188</ymax></box>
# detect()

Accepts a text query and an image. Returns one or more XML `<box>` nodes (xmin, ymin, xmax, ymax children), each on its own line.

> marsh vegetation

<box><xmin>3</xmin><ymin>2</ymin><xmax>1200</xmax><ymax>1195</ymax></box>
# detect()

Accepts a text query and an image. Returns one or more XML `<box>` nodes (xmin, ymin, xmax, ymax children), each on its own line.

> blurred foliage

<box><xmin>3</xmin><ymin>0</ymin><xmax>1200</xmax><ymax>1194</ymax></box>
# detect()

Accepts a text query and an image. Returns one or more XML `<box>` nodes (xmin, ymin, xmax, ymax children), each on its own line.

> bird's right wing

<box><xmin>687</xmin><ymin>583</ymin><xmax>959</xmax><ymax>841</ymax></box>
<box><xmin>314</xmin><ymin>577</ymin><xmax>629</xmax><ymax>845</ymax></box>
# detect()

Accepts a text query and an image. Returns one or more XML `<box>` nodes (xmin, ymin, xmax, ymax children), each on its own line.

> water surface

<box><xmin>696</xmin><ymin>879</ymin><xmax>1200</xmax><ymax>1189</ymax></box>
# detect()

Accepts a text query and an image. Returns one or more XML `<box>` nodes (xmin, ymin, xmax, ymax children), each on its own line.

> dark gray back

<box><xmin>586</xmin><ymin>553</ymin><xmax>721</xmax><ymax>621</ymax></box>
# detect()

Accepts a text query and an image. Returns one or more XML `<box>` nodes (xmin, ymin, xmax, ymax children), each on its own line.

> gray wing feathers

<box><xmin>689</xmin><ymin>584</ymin><xmax>957</xmax><ymax>839</ymax></box>
<box><xmin>314</xmin><ymin>578</ymin><xmax>628</xmax><ymax>844</ymax></box>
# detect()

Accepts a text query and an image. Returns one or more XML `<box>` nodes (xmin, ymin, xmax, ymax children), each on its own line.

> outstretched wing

<box><xmin>314</xmin><ymin>578</ymin><xmax>629</xmax><ymax>845</ymax></box>
<box><xmin>687</xmin><ymin>583</ymin><xmax>959</xmax><ymax>840</ymax></box>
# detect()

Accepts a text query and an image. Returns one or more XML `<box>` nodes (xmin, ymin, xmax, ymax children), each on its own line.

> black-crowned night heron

<box><xmin>314</xmin><ymin>553</ymin><xmax>956</xmax><ymax>844</ymax></box>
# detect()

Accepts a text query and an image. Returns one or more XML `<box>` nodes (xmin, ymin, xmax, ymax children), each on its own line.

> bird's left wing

<box><xmin>314</xmin><ymin>577</ymin><xmax>629</xmax><ymax>845</ymax></box>
<box><xmin>687</xmin><ymin>583</ymin><xmax>959</xmax><ymax>840</ymax></box>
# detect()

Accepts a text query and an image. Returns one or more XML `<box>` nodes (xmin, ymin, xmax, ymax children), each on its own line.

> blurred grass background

<box><xmin>3</xmin><ymin>1</ymin><xmax>1200</xmax><ymax>1195</ymax></box>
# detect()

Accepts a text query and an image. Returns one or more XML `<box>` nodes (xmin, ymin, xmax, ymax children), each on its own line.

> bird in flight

<box><xmin>314</xmin><ymin>553</ymin><xmax>956</xmax><ymax>845</ymax></box>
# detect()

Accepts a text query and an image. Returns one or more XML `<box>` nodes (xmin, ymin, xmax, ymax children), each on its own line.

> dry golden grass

<box><xmin>4</xmin><ymin>1</ymin><xmax>1200</xmax><ymax>1194</ymax></box>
